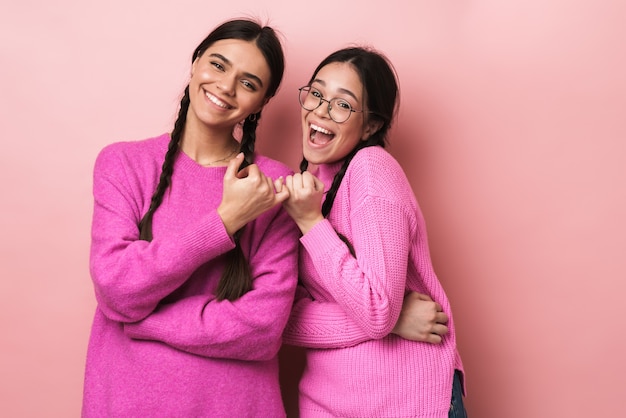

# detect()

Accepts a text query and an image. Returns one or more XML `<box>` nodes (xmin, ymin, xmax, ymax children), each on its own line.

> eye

<box><xmin>310</xmin><ymin>88</ymin><xmax>323</xmax><ymax>99</ymax></box>
<box><xmin>335</xmin><ymin>99</ymin><xmax>352</xmax><ymax>110</ymax></box>
<box><xmin>241</xmin><ymin>80</ymin><xmax>258</xmax><ymax>91</ymax></box>
<box><xmin>210</xmin><ymin>61</ymin><xmax>225</xmax><ymax>71</ymax></box>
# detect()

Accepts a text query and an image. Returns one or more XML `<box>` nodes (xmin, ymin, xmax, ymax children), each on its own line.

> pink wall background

<box><xmin>2</xmin><ymin>1</ymin><xmax>625</xmax><ymax>417</ymax></box>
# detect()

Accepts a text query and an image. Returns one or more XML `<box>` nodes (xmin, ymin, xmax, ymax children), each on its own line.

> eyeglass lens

<box><xmin>299</xmin><ymin>87</ymin><xmax>353</xmax><ymax>123</ymax></box>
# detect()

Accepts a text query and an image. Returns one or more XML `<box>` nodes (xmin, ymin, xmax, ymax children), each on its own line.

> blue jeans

<box><xmin>449</xmin><ymin>370</ymin><xmax>467</xmax><ymax>418</ymax></box>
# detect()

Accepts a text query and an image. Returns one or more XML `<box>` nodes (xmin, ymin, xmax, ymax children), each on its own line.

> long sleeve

<box><xmin>280</xmin><ymin>147</ymin><xmax>463</xmax><ymax>417</ymax></box>
<box><xmin>283</xmin><ymin>285</ymin><xmax>371</xmax><ymax>348</ymax></box>
<box><xmin>284</xmin><ymin>155</ymin><xmax>417</xmax><ymax>348</ymax></box>
<box><xmin>90</xmin><ymin>143</ymin><xmax>235</xmax><ymax>323</ymax></box>
<box><xmin>123</xmin><ymin>206</ymin><xmax>299</xmax><ymax>361</ymax></box>
<box><xmin>83</xmin><ymin>136</ymin><xmax>294</xmax><ymax>417</ymax></box>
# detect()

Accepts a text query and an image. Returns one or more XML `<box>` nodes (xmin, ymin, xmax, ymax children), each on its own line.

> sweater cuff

<box><xmin>178</xmin><ymin>210</ymin><xmax>235</xmax><ymax>263</ymax></box>
<box><xmin>300</xmin><ymin>219</ymin><xmax>344</xmax><ymax>260</ymax></box>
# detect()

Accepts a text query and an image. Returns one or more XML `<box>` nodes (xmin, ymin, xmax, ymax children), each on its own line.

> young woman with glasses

<box><xmin>82</xmin><ymin>18</ymin><xmax>299</xmax><ymax>417</ymax></box>
<box><xmin>280</xmin><ymin>47</ymin><xmax>467</xmax><ymax>417</ymax></box>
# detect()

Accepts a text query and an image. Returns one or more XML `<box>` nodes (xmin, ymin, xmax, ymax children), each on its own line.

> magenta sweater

<box><xmin>82</xmin><ymin>133</ymin><xmax>299</xmax><ymax>417</ymax></box>
<box><xmin>283</xmin><ymin>146</ymin><xmax>464</xmax><ymax>417</ymax></box>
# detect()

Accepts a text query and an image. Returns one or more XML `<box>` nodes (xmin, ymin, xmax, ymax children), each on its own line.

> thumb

<box><xmin>224</xmin><ymin>153</ymin><xmax>244</xmax><ymax>181</ymax></box>
<box><xmin>313</xmin><ymin>176</ymin><xmax>325</xmax><ymax>192</ymax></box>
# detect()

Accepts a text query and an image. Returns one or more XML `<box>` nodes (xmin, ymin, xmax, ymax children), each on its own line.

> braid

<box><xmin>139</xmin><ymin>87</ymin><xmax>190</xmax><ymax>241</ymax></box>
<box><xmin>298</xmin><ymin>46</ymin><xmax>398</xmax><ymax>258</ymax></box>
<box><xmin>214</xmin><ymin>112</ymin><xmax>259</xmax><ymax>301</ymax></box>
<box><xmin>321</xmin><ymin>141</ymin><xmax>372</xmax><ymax>217</ymax></box>
<box><xmin>299</xmin><ymin>158</ymin><xmax>309</xmax><ymax>173</ymax></box>
<box><xmin>135</xmin><ymin>18</ymin><xmax>286</xmax><ymax>300</ymax></box>
<box><xmin>321</xmin><ymin>158</ymin><xmax>350</xmax><ymax>218</ymax></box>
<box><xmin>320</xmin><ymin>140</ymin><xmax>380</xmax><ymax>257</ymax></box>
<box><xmin>238</xmin><ymin>113</ymin><xmax>259</xmax><ymax>168</ymax></box>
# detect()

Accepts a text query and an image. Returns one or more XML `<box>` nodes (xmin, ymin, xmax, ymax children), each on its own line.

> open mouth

<box><xmin>205</xmin><ymin>91</ymin><xmax>233</xmax><ymax>109</ymax></box>
<box><xmin>310</xmin><ymin>123</ymin><xmax>335</xmax><ymax>145</ymax></box>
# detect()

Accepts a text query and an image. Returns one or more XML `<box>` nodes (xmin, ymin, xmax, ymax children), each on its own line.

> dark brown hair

<box><xmin>300</xmin><ymin>47</ymin><xmax>399</xmax><ymax>256</ymax></box>
<box><xmin>138</xmin><ymin>18</ymin><xmax>285</xmax><ymax>300</ymax></box>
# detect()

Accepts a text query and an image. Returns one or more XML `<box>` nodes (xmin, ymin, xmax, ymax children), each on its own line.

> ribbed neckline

<box><xmin>315</xmin><ymin>160</ymin><xmax>345</xmax><ymax>193</ymax></box>
<box><xmin>173</xmin><ymin>144</ymin><xmax>230</xmax><ymax>181</ymax></box>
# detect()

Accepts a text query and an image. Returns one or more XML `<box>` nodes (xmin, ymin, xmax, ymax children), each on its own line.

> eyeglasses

<box><xmin>298</xmin><ymin>86</ymin><xmax>366</xmax><ymax>123</ymax></box>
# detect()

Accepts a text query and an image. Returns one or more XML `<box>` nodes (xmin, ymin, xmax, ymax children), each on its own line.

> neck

<box><xmin>179</xmin><ymin>130</ymin><xmax>240</xmax><ymax>167</ymax></box>
<box><xmin>180</xmin><ymin>106</ymin><xmax>245</xmax><ymax>165</ymax></box>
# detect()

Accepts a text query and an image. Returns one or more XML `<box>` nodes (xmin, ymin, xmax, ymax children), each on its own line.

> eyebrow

<box><xmin>208</xmin><ymin>53</ymin><xmax>264</xmax><ymax>88</ymax></box>
<box><xmin>312</xmin><ymin>78</ymin><xmax>358</xmax><ymax>102</ymax></box>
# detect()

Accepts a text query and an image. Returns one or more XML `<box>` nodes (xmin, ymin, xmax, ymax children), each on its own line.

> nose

<box><xmin>217</xmin><ymin>73</ymin><xmax>237</xmax><ymax>96</ymax></box>
<box><xmin>314</xmin><ymin>98</ymin><xmax>332</xmax><ymax>119</ymax></box>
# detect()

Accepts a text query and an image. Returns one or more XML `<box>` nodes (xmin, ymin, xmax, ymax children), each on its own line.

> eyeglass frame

<box><xmin>298</xmin><ymin>86</ymin><xmax>370</xmax><ymax>123</ymax></box>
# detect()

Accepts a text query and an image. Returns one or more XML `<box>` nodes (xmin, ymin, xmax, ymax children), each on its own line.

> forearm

<box><xmin>124</xmin><ymin>207</ymin><xmax>299</xmax><ymax>359</ymax></box>
<box><xmin>91</xmin><ymin>203</ymin><xmax>234</xmax><ymax>322</ymax></box>
<box><xmin>282</xmin><ymin>291</ymin><xmax>372</xmax><ymax>348</ymax></box>
<box><xmin>300</xmin><ymin>216</ymin><xmax>409</xmax><ymax>339</ymax></box>
<box><xmin>124</xmin><ymin>289</ymin><xmax>293</xmax><ymax>361</ymax></box>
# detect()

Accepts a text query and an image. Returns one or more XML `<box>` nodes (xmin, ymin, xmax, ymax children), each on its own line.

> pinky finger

<box><xmin>274</xmin><ymin>176</ymin><xmax>284</xmax><ymax>193</ymax></box>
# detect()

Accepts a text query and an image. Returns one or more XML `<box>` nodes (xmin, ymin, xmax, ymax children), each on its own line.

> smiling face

<box><xmin>187</xmin><ymin>39</ymin><xmax>271</xmax><ymax>135</ymax></box>
<box><xmin>301</xmin><ymin>62</ymin><xmax>378</xmax><ymax>165</ymax></box>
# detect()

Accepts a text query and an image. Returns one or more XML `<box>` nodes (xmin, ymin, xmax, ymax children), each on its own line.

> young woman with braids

<box><xmin>82</xmin><ymin>19</ymin><xmax>299</xmax><ymax>417</ymax></box>
<box><xmin>279</xmin><ymin>47</ymin><xmax>467</xmax><ymax>417</ymax></box>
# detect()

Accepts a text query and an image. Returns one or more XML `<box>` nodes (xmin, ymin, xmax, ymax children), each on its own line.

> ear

<box><xmin>191</xmin><ymin>57</ymin><xmax>199</xmax><ymax>77</ymax></box>
<box><xmin>361</xmin><ymin>118</ymin><xmax>384</xmax><ymax>141</ymax></box>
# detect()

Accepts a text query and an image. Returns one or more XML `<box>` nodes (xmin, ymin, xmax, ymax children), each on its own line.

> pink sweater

<box><xmin>82</xmin><ymin>134</ymin><xmax>299</xmax><ymax>417</ymax></box>
<box><xmin>283</xmin><ymin>146</ymin><xmax>464</xmax><ymax>417</ymax></box>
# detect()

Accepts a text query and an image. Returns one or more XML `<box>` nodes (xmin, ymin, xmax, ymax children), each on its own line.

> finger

<box><xmin>432</xmin><ymin>323</ymin><xmax>449</xmax><ymax>336</ymax></box>
<box><xmin>284</xmin><ymin>175</ymin><xmax>294</xmax><ymax>193</ymax></box>
<box><xmin>427</xmin><ymin>333</ymin><xmax>443</xmax><ymax>344</ymax></box>
<box><xmin>224</xmin><ymin>153</ymin><xmax>245</xmax><ymax>180</ymax></box>
<box><xmin>265</xmin><ymin>174</ymin><xmax>276</xmax><ymax>193</ymax></box>
<box><xmin>302</xmin><ymin>171</ymin><xmax>324</xmax><ymax>191</ymax></box>
<box><xmin>292</xmin><ymin>172</ymin><xmax>303</xmax><ymax>189</ymax></box>
<box><xmin>241</xmin><ymin>163</ymin><xmax>260</xmax><ymax>180</ymax></box>
<box><xmin>274</xmin><ymin>186</ymin><xmax>290</xmax><ymax>203</ymax></box>
<box><xmin>435</xmin><ymin>312</ymin><xmax>449</xmax><ymax>324</ymax></box>
<box><xmin>301</xmin><ymin>171</ymin><xmax>314</xmax><ymax>188</ymax></box>
<box><xmin>274</xmin><ymin>176</ymin><xmax>284</xmax><ymax>193</ymax></box>
<box><xmin>415</xmin><ymin>292</ymin><xmax>434</xmax><ymax>302</ymax></box>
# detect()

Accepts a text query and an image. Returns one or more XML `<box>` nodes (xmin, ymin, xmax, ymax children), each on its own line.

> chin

<box><xmin>302</xmin><ymin>149</ymin><xmax>323</xmax><ymax>165</ymax></box>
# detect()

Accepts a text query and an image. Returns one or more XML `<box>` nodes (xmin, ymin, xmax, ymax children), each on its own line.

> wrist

<box><xmin>217</xmin><ymin>206</ymin><xmax>241</xmax><ymax>237</ymax></box>
<box><xmin>297</xmin><ymin>216</ymin><xmax>324</xmax><ymax>235</ymax></box>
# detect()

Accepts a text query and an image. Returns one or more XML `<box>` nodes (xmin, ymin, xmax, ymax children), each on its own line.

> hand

<box><xmin>392</xmin><ymin>292</ymin><xmax>449</xmax><ymax>344</ymax></box>
<box><xmin>282</xmin><ymin>171</ymin><xmax>325</xmax><ymax>234</ymax></box>
<box><xmin>217</xmin><ymin>153</ymin><xmax>289</xmax><ymax>236</ymax></box>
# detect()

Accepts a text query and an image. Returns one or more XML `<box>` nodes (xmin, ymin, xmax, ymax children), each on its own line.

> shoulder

<box><xmin>95</xmin><ymin>133</ymin><xmax>169</xmax><ymax>171</ymax></box>
<box><xmin>346</xmin><ymin>146</ymin><xmax>411</xmax><ymax>194</ymax></box>
<box><xmin>342</xmin><ymin>147</ymin><xmax>420</xmax><ymax>222</ymax></box>
<box><xmin>253</xmin><ymin>153</ymin><xmax>295</xmax><ymax>177</ymax></box>
<box><xmin>351</xmin><ymin>146</ymin><xmax>403</xmax><ymax>170</ymax></box>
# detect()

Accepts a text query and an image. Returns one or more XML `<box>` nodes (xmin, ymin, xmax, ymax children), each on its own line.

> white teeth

<box><xmin>206</xmin><ymin>92</ymin><xmax>230</xmax><ymax>109</ymax></box>
<box><xmin>310</xmin><ymin>124</ymin><xmax>333</xmax><ymax>135</ymax></box>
